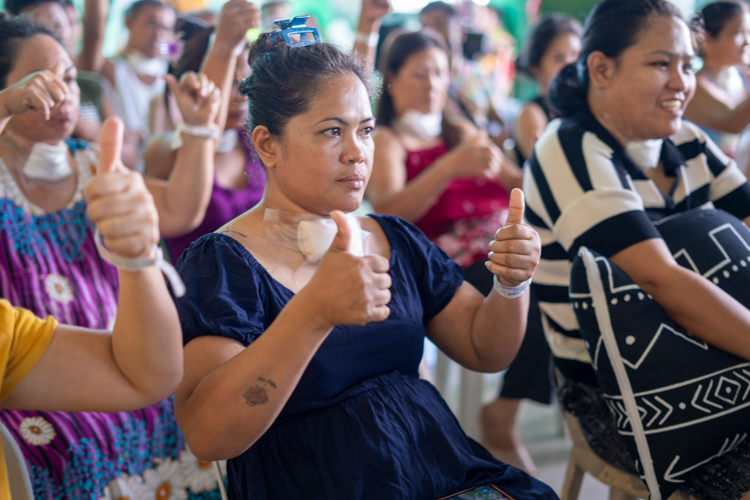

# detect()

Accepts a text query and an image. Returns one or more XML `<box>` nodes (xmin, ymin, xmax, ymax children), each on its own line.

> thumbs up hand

<box><xmin>0</xmin><ymin>61</ymin><xmax>69</xmax><ymax>121</ymax></box>
<box><xmin>486</xmin><ymin>189</ymin><xmax>541</xmax><ymax>287</ymax></box>
<box><xmin>301</xmin><ymin>211</ymin><xmax>392</xmax><ymax>329</ymax></box>
<box><xmin>85</xmin><ymin>117</ymin><xmax>160</xmax><ymax>260</ymax></box>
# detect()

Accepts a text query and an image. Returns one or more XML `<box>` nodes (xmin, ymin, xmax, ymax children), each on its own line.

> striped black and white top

<box><xmin>524</xmin><ymin>109</ymin><xmax>750</xmax><ymax>385</ymax></box>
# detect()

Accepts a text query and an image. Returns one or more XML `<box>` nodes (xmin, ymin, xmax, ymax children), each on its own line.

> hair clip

<box><xmin>270</xmin><ymin>15</ymin><xmax>321</xmax><ymax>47</ymax></box>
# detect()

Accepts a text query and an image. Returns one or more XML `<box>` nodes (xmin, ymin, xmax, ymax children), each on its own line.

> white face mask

<box><xmin>625</xmin><ymin>139</ymin><xmax>663</xmax><ymax>171</ymax></box>
<box><xmin>394</xmin><ymin>110</ymin><xmax>443</xmax><ymax>141</ymax></box>
<box><xmin>216</xmin><ymin>129</ymin><xmax>239</xmax><ymax>154</ymax></box>
<box><xmin>22</xmin><ymin>141</ymin><xmax>72</xmax><ymax>182</ymax></box>
<box><xmin>124</xmin><ymin>50</ymin><xmax>168</xmax><ymax>77</ymax></box>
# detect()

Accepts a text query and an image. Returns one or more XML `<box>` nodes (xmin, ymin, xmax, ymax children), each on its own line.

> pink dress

<box><xmin>405</xmin><ymin>143</ymin><xmax>510</xmax><ymax>268</ymax></box>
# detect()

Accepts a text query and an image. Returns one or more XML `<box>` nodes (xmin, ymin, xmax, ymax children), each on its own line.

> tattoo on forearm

<box><xmin>244</xmin><ymin>377</ymin><xmax>276</xmax><ymax>406</ymax></box>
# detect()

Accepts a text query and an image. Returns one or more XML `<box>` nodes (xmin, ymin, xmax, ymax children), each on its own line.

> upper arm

<box><xmin>366</xmin><ymin>128</ymin><xmax>407</xmax><ymax>206</ymax></box>
<box><xmin>514</xmin><ymin>103</ymin><xmax>548</xmax><ymax>161</ymax></box>
<box><xmin>425</xmin><ymin>282</ymin><xmax>485</xmax><ymax>364</ymax></box>
<box><xmin>2</xmin><ymin>325</ymin><xmax>152</xmax><ymax>412</ymax></box>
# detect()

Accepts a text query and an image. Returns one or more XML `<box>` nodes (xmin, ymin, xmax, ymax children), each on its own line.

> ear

<box><xmin>124</xmin><ymin>15</ymin><xmax>133</xmax><ymax>30</ymax></box>
<box><xmin>587</xmin><ymin>50</ymin><xmax>617</xmax><ymax>89</ymax></box>
<box><xmin>252</xmin><ymin>125</ymin><xmax>279</xmax><ymax>169</ymax></box>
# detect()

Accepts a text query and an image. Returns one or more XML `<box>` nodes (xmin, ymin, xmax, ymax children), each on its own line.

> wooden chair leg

<box><xmin>609</xmin><ymin>489</ymin><xmax>638</xmax><ymax>500</ymax></box>
<box><xmin>560</xmin><ymin>453</ymin><xmax>585</xmax><ymax>500</ymax></box>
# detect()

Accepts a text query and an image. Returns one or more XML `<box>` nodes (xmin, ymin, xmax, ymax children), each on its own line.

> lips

<box><xmin>337</xmin><ymin>174</ymin><xmax>366</xmax><ymax>189</ymax></box>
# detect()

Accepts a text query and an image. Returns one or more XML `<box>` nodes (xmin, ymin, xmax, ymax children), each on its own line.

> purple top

<box><xmin>165</xmin><ymin>134</ymin><xmax>265</xmax><ymax>261</ymax></box>
<box><xmin>0</xmin><ymin>141</ymin><xmax>118</xmax><ymax>328</ymax></box>
<box><xmin>0</xmin><ymin>140</ymin><xmax>211</xmax><ymax>500</ymax></box>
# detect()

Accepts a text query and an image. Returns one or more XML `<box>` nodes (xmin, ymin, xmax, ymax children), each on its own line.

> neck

<box><xmin>259</xmin><ymin>187</ymin><xmax>330</xmax><ymax>219</ymax></box>
<box><xmin>0</xmin><ymin>128</ymin><xmax>39</xmax><ymax>168</ymax></box>
<box><xmin>588</xmin><ymin>95</ymin><xmax>630</xmax><ymax>147</ymax></box>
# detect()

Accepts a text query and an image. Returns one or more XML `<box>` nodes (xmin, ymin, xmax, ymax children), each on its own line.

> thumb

<box><xmin>329</xmin><ymin>210</ymin><xmax>352</xmax><ymax>253</ymax></box>
<box><xmin>98</xmin><ymin>117</ymin><xmax>124</xmax><ymax>175</ymax></box>
<box><xmin>505</xmin><ymin>188</ymin><xmax>525</xmax><ymax>226</ymax></box>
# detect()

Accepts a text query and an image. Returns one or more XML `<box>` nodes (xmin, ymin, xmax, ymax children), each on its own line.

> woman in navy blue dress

<box><xmin>172</xmin><ymin>28</ymin><xmax>556</xmax><ymax>500</ymax></box>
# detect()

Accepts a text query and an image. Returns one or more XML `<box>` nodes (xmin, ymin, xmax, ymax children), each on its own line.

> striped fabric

<box><xmin>524</xmin><ymin>109</ymin><xmax>750</xmax><ymax>384</ymax></box>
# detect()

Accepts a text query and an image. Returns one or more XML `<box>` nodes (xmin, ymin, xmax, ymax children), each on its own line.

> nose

<box><xmin>341</xmin><ymin>133</ymin><xmax>367</xmax><ymax>165</ymax></box>
<box><xmin>669</xmin><ymin>63</ymin><xmax>690</xmax><ymax>93</ymax></box>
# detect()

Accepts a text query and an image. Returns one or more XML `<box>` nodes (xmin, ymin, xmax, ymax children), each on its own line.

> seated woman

<box><xmin>145</xmin><ymin>25</ymin><xmax>266</xmax><ymax>262</ymax></box>
<box><xmin>172</xmin><ymin>31</ymin><xmax>556</xmax><ymax>499</ymax></box>
<box><xmin>0</xmin><ymin>18</ymin><xmax>221</xmax><ymax>499</ymax></box>
<box><xmin>0</xmin><ymin>116</ymin><xmax>183</xmax><ymax>498</ymax></box>
<box><xmin>527</xmin><ymin>0</ymin><xmax>750</xmax><ymax>498</ymax></box>
<box><xmin>513</xmin><ymin>13</ymin><xmax>581</xmax><ymax>164</ymax></box>
<box><xmin>367</xmin><ymin>30</ymin><xmax>519</xmax><ymax>273</ymax></box>
<box><xmin>685</xmin><ymin>0</ymin><xmax>750</xmax><ymax>157</ymax></box>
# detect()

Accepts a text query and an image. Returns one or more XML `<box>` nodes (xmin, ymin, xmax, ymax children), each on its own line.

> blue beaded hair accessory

<box><xmin>269</xmin><ymin>15</ymin><xmax>321</xmax><ymax>47</ymax></box>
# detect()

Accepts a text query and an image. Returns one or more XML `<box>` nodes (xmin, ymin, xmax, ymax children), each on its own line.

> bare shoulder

<box><xmin>356</xmin><ymin>214</ymin><xmax>391</xmax><ymax>260</ymax></box>
<box><xmin>517</xmin><ymin>101</ymin><xmax>547</xmax><ymax>125</ymax></box>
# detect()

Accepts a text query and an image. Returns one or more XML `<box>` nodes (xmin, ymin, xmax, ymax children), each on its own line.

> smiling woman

<box><xmin>527</xmin><ymin>0</ymin><xmax>750</xmax><ymax>497</ymax></box>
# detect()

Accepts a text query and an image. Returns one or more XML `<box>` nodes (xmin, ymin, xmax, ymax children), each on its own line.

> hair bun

<box><xmin>548</xmin><ymin>62</ymin><xmax>586</xmax><ymax>118</ymax></box>
<box><xmin>247</xmin><ymin>32</ymin><xmax>287</xmax><ymax>68</ymax></box>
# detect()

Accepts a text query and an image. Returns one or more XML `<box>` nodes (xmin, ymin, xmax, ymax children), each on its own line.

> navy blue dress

<box><xmin>175</xmin><ymin>215</ymin><xmax>558</xmax><ymax>500</ymax></box>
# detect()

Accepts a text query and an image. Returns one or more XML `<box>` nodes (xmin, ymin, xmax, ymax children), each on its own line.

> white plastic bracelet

<box><xmin>171</xmin><ymin>122</ymin><xmax>221</xmax><ymax>150</ymax></box>
<box><xmin>492</xmin><ymin>275</ymin><xmax>531</xmax><ymax>299</ymax></box>
<box><xmin>94</xmin><ymin>229</ymin><xmax>186</xmax><ymax>297</ymax></box>
<box><xmin>354</xmin><ymin>31</ymin><xmax>379</xmax><ymax>48</ymax></box>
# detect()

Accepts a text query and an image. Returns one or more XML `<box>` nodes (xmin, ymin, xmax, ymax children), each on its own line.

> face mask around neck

<box><xmin>124</xmin><ymin>50</ymin><xmax>168</xmax><ymax>77</ymax></box>
<box><xmin>625</xmin><ymin>139</ymin><xmax>664</xmax><ymax>171</ymax></box>
<box><xmin>394</xmin><ymin>110</ymin><xmax>443</xmax><ymax>141</ymax></box>
<box><xmin>22</xmin><ymin>141</ymin><xmax>72</xmax><ymax>182</ymax></box>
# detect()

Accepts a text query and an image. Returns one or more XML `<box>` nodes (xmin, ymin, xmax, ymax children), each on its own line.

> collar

<box><xmin>574</xmin><ymin>108</ymin><xmax>684</xmax><ymax>178</ymax></box>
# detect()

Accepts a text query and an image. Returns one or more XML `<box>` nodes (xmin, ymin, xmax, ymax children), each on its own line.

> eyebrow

<box><xmin>648</xmin><ymin>50</ymin><xmax>694</xmax><ymax>60</ymax></box>
<box><xmin>316</xmin><ymin>117</ymin><xmax>376</xmax><ymax>126</ymax></box>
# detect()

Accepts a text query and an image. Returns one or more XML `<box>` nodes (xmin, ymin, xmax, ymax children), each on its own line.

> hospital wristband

<box><xmin>492</xmin><ymin>276</ymin><xmax>531</xmax><ymax>299</ymax></box>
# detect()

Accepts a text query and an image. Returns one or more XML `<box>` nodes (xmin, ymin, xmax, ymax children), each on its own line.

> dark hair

<box><xmin>549</xmin><ymin>0</ymin><xmax>684</xmax><ymax>117</ymax></box>
<box><xmin>376</xmin><ymin>30</ymin><xmax>446</xmax><ymax>127</ymax></box>
<box><xmin>517</xmin><ymin>13</ymin><xmax>582</xmax><ymax>74</ymax></box>
<box><xmin>698</xmin><ymin>1</ymin><xmax>749</xmax><ymax>38</ymax></box>
<box><xmin>5</xmin><ymin>0</ymin><xmax>64</xmax><ymax>16</ymax></box>
<box><xmin>419</xmin><ymin>1</ymin><xmax>456</xmax><ymax>19</ymax></box>
<box><xmin>239</xmin><ymin>33</ymin><xmax>372</xmax><ymax>136</ymax></box>
<box><xmin>126</xmin><ymin>0</ymin><xmax>172</xmax><ymax>21</ymax></box>
<box><xmin>0</xmin><ymin>17</ymin><xmax>59</xmax><ymax>88</ymax></box>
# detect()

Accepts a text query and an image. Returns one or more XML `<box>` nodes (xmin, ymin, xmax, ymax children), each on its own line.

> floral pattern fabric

<box><xmin>0</xmin><ymin>142</ymin><xmax>227</xmax><ymax>499</ymax></box>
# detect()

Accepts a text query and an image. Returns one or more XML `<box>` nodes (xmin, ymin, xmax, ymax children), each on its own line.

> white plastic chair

<box><xmin>0</xmin><ymin>420</ymin><xmax>34</xmax><ymax>500</ymax></box>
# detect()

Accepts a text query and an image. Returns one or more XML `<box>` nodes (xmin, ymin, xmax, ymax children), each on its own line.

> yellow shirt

<box><xmin>0</xmin><ymin>299</ymin><xmax>57</xmax><ymax>499</ymax></box>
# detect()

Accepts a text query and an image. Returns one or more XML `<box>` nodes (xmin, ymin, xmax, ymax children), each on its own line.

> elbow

<box><xmin>159</xmin><ymin>211</ymin><xmax>205</xmax><ymax>239</ymax></box>
<box><xmin>177</xmin><ymin>417</ymin><xmax>255</xmax><ymax>462</ymax></box>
